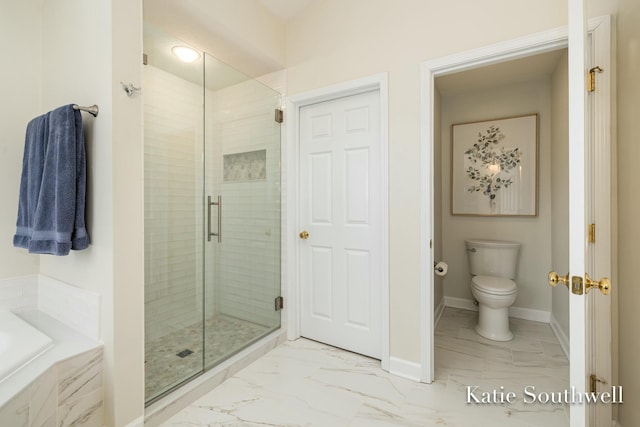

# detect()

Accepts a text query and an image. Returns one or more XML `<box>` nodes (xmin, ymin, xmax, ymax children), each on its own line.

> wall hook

<box><xmin>120</xmin><ymin>81</ymin><xmax>141</xmax><ymax>97</ymax></box>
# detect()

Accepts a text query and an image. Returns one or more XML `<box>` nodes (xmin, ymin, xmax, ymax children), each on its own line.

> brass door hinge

<box><xmin>588</xmin><ymin>223</ymin><xmax>596</xmax><ymax>243</ymax></box>
<box><xmin>588</xmin><ymin>66</ymin><xmax>604</xmax><ymax>92</ymax></box>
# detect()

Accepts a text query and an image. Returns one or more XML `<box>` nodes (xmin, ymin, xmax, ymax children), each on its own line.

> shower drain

<box><xmin>176</xmin><ymin>349</ymin><xmax>194</xmax><ymax>358</ymax></box>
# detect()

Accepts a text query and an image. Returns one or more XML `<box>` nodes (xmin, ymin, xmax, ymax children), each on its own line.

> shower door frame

<box><xmin>284</xmin><ymin>73</ymin><xmax>391</xmax><ymax>374</ymax></box>
<box><xmin>143</xmin><ymin>42</ymin><xmax>285</xmax><ymax>405</ymax></box>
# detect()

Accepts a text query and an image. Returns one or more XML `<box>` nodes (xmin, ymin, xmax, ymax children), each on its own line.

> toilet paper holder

<box><xmin>433</xmin><ymin>261</ymin><xmax>448</xmax><ymax>277</ymax></box>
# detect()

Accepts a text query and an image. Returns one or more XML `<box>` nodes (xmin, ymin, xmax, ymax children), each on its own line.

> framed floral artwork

<box><xmin>451</xmin><ymin>114</ymin><xmax>538</xmax><ymax>216</ymax></box>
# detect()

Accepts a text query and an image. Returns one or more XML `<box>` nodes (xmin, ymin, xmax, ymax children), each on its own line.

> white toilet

<box><xmin>465</xmin><ymin>239</ymin><xmax>520</xmax><ymax>341</ymax></box>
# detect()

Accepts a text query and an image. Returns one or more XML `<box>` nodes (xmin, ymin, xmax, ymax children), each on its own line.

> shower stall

<box><xmin>143</xmin><ymin>24</ymin><xmax>282</xmax><ymax>404</ymax></box>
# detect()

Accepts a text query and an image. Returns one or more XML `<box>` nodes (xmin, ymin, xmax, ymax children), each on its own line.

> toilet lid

<box><xmin>472</xmin><ymin>275</ymin><xmax>517</xmax><ymax>295</ymax></box>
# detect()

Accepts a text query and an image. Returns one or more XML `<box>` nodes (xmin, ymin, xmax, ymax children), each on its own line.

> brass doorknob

<box><xmin>299</xmin><ymin>230</ymin><xmax>309</xmax><ymax>240</ymax></box>
<box><xmin>585</xmin><ymin>273</ymin><xmax>611</xmax><ymax>295</ymax></box>
<box><xmin>548</xmin><ymin>271</ymin><xmax>569</xmax><ymax>288</ymax></box>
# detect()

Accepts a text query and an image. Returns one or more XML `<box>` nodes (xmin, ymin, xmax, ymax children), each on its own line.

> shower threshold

<box><xmin>144</xmin><ymin>327</ymin><xmax>285</xmax><ymax>426</ymax></box>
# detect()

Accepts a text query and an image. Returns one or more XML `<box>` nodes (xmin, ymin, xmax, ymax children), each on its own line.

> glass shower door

<box><xmin>144</xmin><ymin>23</ymin><xmax>282</xmax><ymax>405</ymax></box>
<box><xmin>203</xmin><ymin>53</ymin><xmax>282</xmax><ymax>369</ymax></box>
<box><xmin>143</xmin><ymin>23</ymin><xmax>205</xmax><ymax>403</ymax></box>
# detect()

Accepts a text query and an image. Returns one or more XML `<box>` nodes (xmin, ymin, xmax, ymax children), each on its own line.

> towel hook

<box><xmin>120</xmin><ymin>81</ymin><xmax>141</xmax><ymax>97</ymax></box>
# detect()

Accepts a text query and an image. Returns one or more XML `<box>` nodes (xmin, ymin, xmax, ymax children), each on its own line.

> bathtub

<box><xmin>0</xmin><ymin>310</ymin><xmax>53</xmax><ymax>383</ymax></box>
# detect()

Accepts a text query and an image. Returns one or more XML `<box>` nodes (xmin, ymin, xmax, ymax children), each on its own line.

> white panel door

<box><xmin>299</xmin><ymin>90</ymin><xmax>382</xmax><ymax>359</ymax></box>
<box><xmin>568</xmin><ymin>4</ymin><xmax>613</xmax><ymax>426</ymax></box>
<box><xmin>567</xmin><ymin>2</ymin><xmax>589</xmax><ymax>422</ymax></box>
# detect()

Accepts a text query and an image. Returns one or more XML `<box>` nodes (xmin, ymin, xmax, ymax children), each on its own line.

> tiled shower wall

<box><xmin>144</xmin><ymin>64</ymin><xmax>203</xmax><ymax>342</ymax></box>
<box><xmin>205</xmin><ymin>79</ymin><xmax>281</xmax><ymax>328</ymax></box>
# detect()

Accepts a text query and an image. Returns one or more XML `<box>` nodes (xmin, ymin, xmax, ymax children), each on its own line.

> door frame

<box><xmin>419</xmin><ymin>16</ymin><xmax>612</xmax><ymax>386</ymax></box>
<box><xmin>285</xmin><ymin>73</ymin><xmax>390</xmax><ymax>371</ymax></box>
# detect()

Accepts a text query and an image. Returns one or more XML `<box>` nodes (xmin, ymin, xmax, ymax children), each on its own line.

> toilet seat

<box><xmin>471</xmin><ymin>275</ymin><xmax>517</xmax><ymax>295</ymax></box>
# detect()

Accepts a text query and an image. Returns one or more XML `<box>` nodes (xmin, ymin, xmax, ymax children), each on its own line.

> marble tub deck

<box><xmin>162</xmin><ymin>307</ymin><xmax>569</xmax><ymax>426</ymax></box>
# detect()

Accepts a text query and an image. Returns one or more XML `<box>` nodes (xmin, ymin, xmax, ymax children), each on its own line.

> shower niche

<box><xmin>143</xmin><ymin>23</ymin><xmax>282</xmax><ymax>404</ymax></box>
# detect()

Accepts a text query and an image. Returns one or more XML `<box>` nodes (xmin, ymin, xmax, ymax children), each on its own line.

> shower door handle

<box><xmin>208</xmin><ymin>195</ymin><xmax>222</xmax><ymax>242</ymax></box>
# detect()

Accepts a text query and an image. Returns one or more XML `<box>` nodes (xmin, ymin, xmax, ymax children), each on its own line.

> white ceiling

<box><xmin>258</xmin><ymin>0</ymin><xmax>315</xmax><ymax>23</ymax></box>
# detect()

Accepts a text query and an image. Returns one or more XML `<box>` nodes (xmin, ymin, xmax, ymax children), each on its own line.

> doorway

<box><xmin>298</xmin><ymin>90</ymin><xmax>383</xmax><ymax>359</ymax></box>
<box><xmin>421</xmin><ymin>17</ymin><xmax>614</xmax><ymax>427</ymax></box>
<box><xmin>286</xmin><ymin>74</ymin><xmax>390</xmax><ymax>369</ymax></box>
<box><xmin>434</xmin><ymin>48</ymin><xmax>571</xmax><ymax>425</ymax></box>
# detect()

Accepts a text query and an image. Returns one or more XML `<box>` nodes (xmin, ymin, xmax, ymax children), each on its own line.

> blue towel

<box><xmin>13</xmin><ymin>104</ymin><xmax>90</xmax><ymax>255</ymax></box>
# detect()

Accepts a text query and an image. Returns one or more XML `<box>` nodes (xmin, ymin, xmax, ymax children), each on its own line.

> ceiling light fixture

<box><xmin>171</xmin><ymin>46</ymin><xmax>200</xmax><ymax>63</ymax></box>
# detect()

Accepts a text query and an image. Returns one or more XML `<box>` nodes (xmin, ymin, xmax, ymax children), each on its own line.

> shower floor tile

<box><xmin>145</xmin><ymin>315</ymin><xmax>270</xmax><ymax>401</ymax></box>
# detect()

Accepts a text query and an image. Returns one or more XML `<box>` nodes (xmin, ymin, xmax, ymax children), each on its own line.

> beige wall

<box><xmin>111</xmin><ymin>0</ymin><xmax>145</xmax><ymax>423</ymax></box>
<box><xmin>439</xmin><ymin>79</ymin><xmax>553</xmax><ymax>312</ymax></box>
<box><xmin>617</xmin><ymin>0</ymin><xmax>640</xmax><ymax>424</ymax></box>
<box><xmin>43</xmin><ymin>1</ymin><xmax>145</xmax><ymax>424</ymax></box>
<box><xmin>0</xmin><ymin>0</ymin><xmax>42</xmax><ymax>279</ymax></box>
<box><xmin>39</xmin><ymin>0</ymin><xmax>114</xmax><ymax>296</ymax></box>
<box><xmin>550</xmin><ymin>51</ymin><xmax>570</xmax><ymax>341</ymax></box>
<box><xmin>5</xmin><ymin>0</ymin><xmax>145</xmax><ymax>425</ymax></box>
<box><xmin>1</xmin><ymin>1</ymin><xmax>627</xmax><ymax>423</ymax></box>
<box><xmin>287</xmin><ymin>0</ymin><xmax>569</xmax><ymax>364</ymax></box>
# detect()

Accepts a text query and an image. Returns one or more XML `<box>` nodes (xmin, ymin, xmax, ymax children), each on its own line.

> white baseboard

<box><xmin>443</xmin><ymin>296</ymin><xmax>550</xmax><ymax>323</ymax></box>
<box><xmin>125</xmin><ymin>416</ymin><xmax>144</xmax><ymax>427</ymax></box>
<box><xmin>444</xmin><ymin>296</ymin><xmax>478</xmax><ymax>312</ymax></box>
<box><xmin>434</xmin><ymin>298</ymin><xmax>445</xmax><ymax>327</ymax></box>
<box><xmin>389</xmin><ymin>356</ymin><xmax>421</xmax><ymax>382</ymax></box>
<box><xmin>509</xmin><ymin>306</ymin><xmax>550</xmax><ymax>323</ymax></box>
<box><xmin>549</xmin><ymin>313</ymin><xmax>570</xmax><ymax>359</ymax></box>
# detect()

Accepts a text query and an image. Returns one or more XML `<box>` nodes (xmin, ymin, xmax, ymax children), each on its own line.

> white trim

<box><xmin>422</xmin><ymin>28</ymin><xmax>568</xmax><ymax>78</ymax></box>
<box><xmin>550</xmin><ymin>313</ymin><xmax>570</xmax><ymax>359</ymax></box>
<box><xmin>388</xmin><ymin>356</ymin><xmax>422</xmax><ymax>382</ymax></box>
<box><xmin>285</xmin><ymin>73</ymin><xmax>390</xmax><ymax>371</ymax></box>
<box><xmin>125</xmin><ymin>417</ymin><xmax>144</xmax><ymax>427</ymax></box>
<box><xmin>419</xmin><ymin>15</ymin><xmax>610</xmax><ymax>393</ymax></box>
<box><xmin>443</xmin><ymin>296</ymin><xmax>478</xmax><ymax>313</ymax></box>
<box><xmin>419</xmin><ymin>55</ymin><xmax>434</xmax><ymax>384</ymax></box>
<box><xmin>417</xmin><ymin>23</ymin><xmax>572</xmax><ymax>385</ymax></box>
<box><xmin>434</xmin><ymin>298</ymin><xmax>445</xmax><ymax>328</ymax></box>
<box><xmin>509</xmin><ymin>306</ymin><xmax>550</xmax><ymax>323</ymax></box>
<box><xmin>588</xmin><ymin>15</ymin><xmax>614</xmax><ymax>427</ymax></box>
<box><xmin>285</xmin><ymin>92</ymin><xmax>300</xmax><ymax>342</ymax></box>
<box><xmin>443</xmin><ymin>296</ymin><xmax>551</xmax><ymax>323</ymax></box>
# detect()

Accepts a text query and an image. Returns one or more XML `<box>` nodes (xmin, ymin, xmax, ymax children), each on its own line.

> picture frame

<box><xmin>451</xmin><ymin>114</ymin><xmax>538</xmax><ymax>216</ymax></box>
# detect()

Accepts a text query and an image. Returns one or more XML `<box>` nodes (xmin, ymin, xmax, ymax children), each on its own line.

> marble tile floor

<box><xmin>146</xmin><ymin>315</ymin><xmax>271</xmax><ymax>401</ymax></box>
<box><xmin>161</xmin><ymin>307</ymin><xmax>569</xmax><ymax>426</ymax></box>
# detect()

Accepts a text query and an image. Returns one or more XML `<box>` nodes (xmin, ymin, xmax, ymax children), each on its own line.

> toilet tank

<box><xmin>465</xmin><ymin>239</ymin><xmax>520</xmax><ymax>279</ymax></box>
